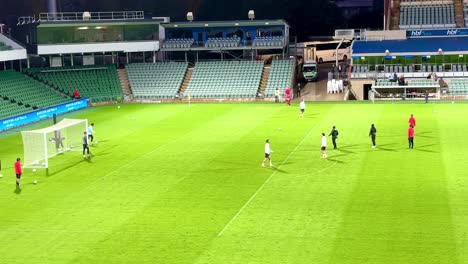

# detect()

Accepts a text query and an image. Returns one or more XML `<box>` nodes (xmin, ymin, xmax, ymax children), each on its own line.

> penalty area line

<box><xmin>217</xmin><ymin>124</ymin><xmax>318</xmax><ymax>237</ymax></box>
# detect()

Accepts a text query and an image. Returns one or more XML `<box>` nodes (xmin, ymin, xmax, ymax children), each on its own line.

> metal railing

<box><xmin>161</xmin><ymin>39</ymin><xmax>286</xmax><ymax>50</ymax></box>
<box><xmin>17</xmin><ymin>16</ymin><xmax>38</xmax><ymax>25</ymax></box>
<box><xmin>38</xmin><ymin>11</ymin><xmax>144</xmax><ymax>22</ymax></box>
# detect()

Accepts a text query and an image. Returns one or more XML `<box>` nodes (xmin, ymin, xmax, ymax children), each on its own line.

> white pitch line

<box><xmin>217</xmin><ymin>124</ymin><xmax>318</xmax><ymax>237</ymax></box>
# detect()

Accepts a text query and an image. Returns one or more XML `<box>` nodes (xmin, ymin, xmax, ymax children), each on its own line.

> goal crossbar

<box><xmin>21</xmin><ymin>118</ymin><xmax>88</xmax><ymax>169</ymax></box>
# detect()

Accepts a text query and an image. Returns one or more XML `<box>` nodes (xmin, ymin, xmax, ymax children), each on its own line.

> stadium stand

<box><xmin>399</xmin><ymin>2</ymin><xmax>456</xmax><ymax>28</ymax></box>
<box><xmin>465</xmin><ymin>0</ymin><xmax>468</xmax><ymax>27</ymax></box>
<box><xmin>205</xmin><ymin>37</ymin><xmax>241</xmax><ymax>48</ymax></box>
<box><xmin>24</xmin><ymin>65</ymin><xmax>122</xmax><ymax>103</ymax></box>
<box><xmin>0</xmin><ymin>97</ymin><xmax>31</xmax><ymax>119</ymax></box>
<box><xmin>185</xmin><ymin>61</ymin><xmax>263</xmax><ymax>98</ymax></box>
<box><xmin>0</xmin><ymin>70</ymin><xmax>70</xmax><ymax>111</ymax></box>
<box><xmin>126</xmin><ymin>62</ymin><xmax>188</xmax><ymax>99</ymax></box>
<box><xmin>264</xmin><ymin>59</ymin><xmax>295</xmax><ymax>97</ymax></box>
<box><xmin>448</xmin><ymin>79</ymin><xmax>468</xmax><ymax>94</ymax></box>
<box><xmin>162</xmin><ymin>38</ymin><xmax>194</xmax><ymax>49</ymax></box>
<box><xmin>253</xmin><ymin>36</ymin><xmax>285</xmax><ymax>47</ymax></box>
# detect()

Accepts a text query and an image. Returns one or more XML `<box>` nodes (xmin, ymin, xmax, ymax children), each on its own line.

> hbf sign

<box><xmin>407</xmin><ymin>29</ymin><xmax>468</xmax><ymax>37</ymax></box>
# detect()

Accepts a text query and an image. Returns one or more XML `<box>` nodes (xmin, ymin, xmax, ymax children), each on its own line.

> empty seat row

<box><xmin>162</xmin><ymin>38</ymin><xmax>194</xmax><ymax>49</ymax></box>
<box><xmin>264</xmin><ymin>59</ymin><xmax>295</xmax><ymax>97</ymax></box>
<box><xmin>400</xmin><ymin>4</ymin><xmax>455</xmax><ymax>28</ymax></box>
<box><xmin>253</xmin><ymin>36</ymin><xmax>284</xmax><ymax>47</ymax></box>
<box><xmin>24</xmin><ymin>65</ymin><xmax>122</xmax><ymax>103</ymax></box>
<box><xmin>186</xmin><ymin>61</ymin><xmax>264</xmax><ymax>99</ymax></box>
<box><xmin>0</xmin><ymin>70</ymin><xmax>71</xmax><ymax>115</ymax></box>
<box><xmin>205</xmin><ymin>37</ymin><xmax>241</xmax><ymax>48</ymax></box>
<box><xmin>126</xmin><ymin>62</ymin><xmax>188</xmax><ymax>99</ymax></box>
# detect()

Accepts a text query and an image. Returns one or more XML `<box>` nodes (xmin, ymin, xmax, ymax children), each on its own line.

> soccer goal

<box><xmin>21</xmin><ymin>118</ymin><xmax>88</xmax><ymax>169</ymax></box>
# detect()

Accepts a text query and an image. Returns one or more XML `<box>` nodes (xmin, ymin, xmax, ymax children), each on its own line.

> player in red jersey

<box><xmin>409</xmin><ymin>114</ymin><xmax>416</xmax><ymax>127</ymax></box>
<box><xmin>285</xmin><ymin>87</ymin><xmax>291</xmax><ymax>106</ymax></box>
<box><xmin>14</xmin><ymin>158</ymin><xmax>22</xmax><ymax>187</ymax></box>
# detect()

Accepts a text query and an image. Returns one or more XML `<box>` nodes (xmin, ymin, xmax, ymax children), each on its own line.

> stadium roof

<box><xmin>38</xmin><ymin>20</ymin><xmax>160</xmax><ymax>27</ymax></box>
<box><xmin>336</xmin><ymin>0</ymin><xmax>373</xmax><ymax>8</ymax></box>
<box><xmin>161</xmin><ymin>20</ymin><xmax>288</xmax><ymax>29</ymax></box>
<box><xmin>352</xmin><ymin>37</ymin><xmax>468</xmax><ymax>56</ymax></box>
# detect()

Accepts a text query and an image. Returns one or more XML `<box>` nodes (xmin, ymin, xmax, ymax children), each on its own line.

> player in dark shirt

<box><xmin>369</xmin><ymin>124</ymin><xmax>377</xmax><ymax>148</ymax></box>
<box><xmin>82</xmin><ymin>132</ymin><xmax>90</xmax><ymax>158</ymax></box>
<box><xmin>329</xmin><ymin>126</ymin><xmax>339</xmax><ymax>149</ymax></box>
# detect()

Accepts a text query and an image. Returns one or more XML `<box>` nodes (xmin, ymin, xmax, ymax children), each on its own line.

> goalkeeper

<box><xmin>87</xmin><ymin>123</ymin><xmax>95</xmax><ymax>145</ymax></box>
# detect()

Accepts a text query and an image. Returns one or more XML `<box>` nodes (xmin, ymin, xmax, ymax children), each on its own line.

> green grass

<box><xmin>1</xmin><ymin>102</ymin><xmax>468</xmax><ymax>264</ymax></box>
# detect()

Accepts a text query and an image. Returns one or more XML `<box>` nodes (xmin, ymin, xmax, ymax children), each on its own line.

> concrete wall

<box><xmin>365</xmin><ymin>30</ymin><xmax>407</xmax><ymax>41</ymax></box>
<box><xmin>38</xmin><ymin>41</ymin><xmax>160</xmax><ymax>55</ymax></box>
<box><xmin>350</xmin><ymin>79</ymin><xmax>374</xmax><ymax>100</ymax></box>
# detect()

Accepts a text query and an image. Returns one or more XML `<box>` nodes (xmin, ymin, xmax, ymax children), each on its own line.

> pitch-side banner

<box><xmin>0</xmin><ymin>98</ymin><xmax>89</xmax><ymax>132</ymax></box>
<box><xmin>407</xmin><ymin>29</ymin><xmax>468</xmax><ymax>37</ymax></box>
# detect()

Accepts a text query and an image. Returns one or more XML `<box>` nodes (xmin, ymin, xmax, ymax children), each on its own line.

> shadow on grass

<box><xmin>417</xmin><ymin>131</ymin><xmax>436</xmax><ymax>138</ymax></box>
<box><xmin>378</xmin><ymin>134</ymin><xmax>403</xmax><ymax>138</ymax></box>
<box><xmin>413</xmin><ymin>147</ymin><xmax>439</xmax><ymax>153</ymax></box>
<box><xmin>416</xmin><ymin>144</ymin><xmax>438</xmax><ymax>149</ymax></box>
<box><xmin>47</xmin><ymin>159</ymin><xmax>89</xmax><ymax>177</ymax></box>
<box><xmin>334</xmin><ymin>144</ymin><xmax>362</xmax><ymax>154</ymax></box>
<box><xmin>271</xmin><ymin>167</ymin><xmax>289</xmax><ymax>174</ymax></box>
<box><xmin>376</xmin><ymin>143</ymin><xmax>399</xmax><ymax>152</ymax></box>
<box><xmin>326</xmin><ymin>154</ymin><xmax>348</xmax><ymax>164</ymax></box>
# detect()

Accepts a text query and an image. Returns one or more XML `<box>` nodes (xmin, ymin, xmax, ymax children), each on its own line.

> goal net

<box><xmin>21</xmin><ymin>118</ymin><xmax>88</xmax><ymax>169</ymax></box>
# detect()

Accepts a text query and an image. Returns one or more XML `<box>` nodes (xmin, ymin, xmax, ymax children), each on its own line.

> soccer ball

<box><xmin>117</xmin><ymin>105</ymin><xmax>121</xmax><ymax>109</ymax></box>
<box><xmin>32</xmin><ymin>169</ymin><xmax>37</xmax><ymax>173</ymax></box>
<box><xmin>33</xmin><ymin>180</ymin><xmax>37</xmax><ymax>184</ymax></box>
<box><xmin>0</xmin><ymin>173</ymin><xmax>3</xmax><ymax>178</ymax></box>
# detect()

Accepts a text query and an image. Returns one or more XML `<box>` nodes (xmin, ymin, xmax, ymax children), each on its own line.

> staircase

<box><xmin>179</xmin><ymin>67</ymin><xmax>193</xmax><ymax>96</ymax></box>
<box><xmin>258</xmin><ymin>66</ymin><xmax>271</xmax><ymax>94</ymax></box>
<box><xmin>390</xmin><ymin>0</ymin><xmax>401</xmax><ymax>30</ymax></box>
<box><xmin>117</xmin><ymin>69</ymin><xmax>132</xmax><ymax>101</ymax></box>
<box><xmin>454</xmin><ymin>0</ymin><xmax>465</xmax><ymax>28</ymax></box>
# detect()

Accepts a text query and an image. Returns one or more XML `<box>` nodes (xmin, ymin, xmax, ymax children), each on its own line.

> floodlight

<box><xmin>187</xmin><ymin>12</ymin><xmax>194</xmax><ymax>22</ymax></box>
<box><xmin>248</xmin><ymin>10</ymin><xmax>255</xmax><ymax>20</ymax></box>
<box><xmin>83</xmin><ymin>11</ymin><xmax>91</xmax><ymax>21</ymax></box>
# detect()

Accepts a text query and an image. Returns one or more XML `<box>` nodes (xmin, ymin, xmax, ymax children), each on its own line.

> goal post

<box><xmin>21</xmin><ymin>118</ymin><xmax>88</xmax><ymax>169</ymax></box>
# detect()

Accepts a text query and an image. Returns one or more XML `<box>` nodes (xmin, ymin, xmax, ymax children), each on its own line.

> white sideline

<box><xmin>217</xmin><ymin>124</ymin><xmax>318</xmax><ymax>237</ymax></box>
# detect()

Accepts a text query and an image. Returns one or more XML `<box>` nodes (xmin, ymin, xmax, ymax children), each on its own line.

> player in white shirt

<box><xmin>262</xmin><ymin>139</ymin><xmax>273</xmax><ymax>167</ymax></box>
<box><xmin>87</xmin><ymin>123</ymin><xmax>95</xmax><ymax>145</ymax></box>
<box><xmin>299</xmin><ymin>99</ymin><xmax>306</xmax><ymax>117</ymax></box>
<box><xmin>321</xmin><ymin>133</ymin><xmax>328</xmax><ymax>158</ymax></box>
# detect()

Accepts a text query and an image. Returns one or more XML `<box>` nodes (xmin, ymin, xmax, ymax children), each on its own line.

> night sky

<box><xmin>0</xmin><ymin>0</ymin><xmax>383</xmax><ymax>40</ymax></box>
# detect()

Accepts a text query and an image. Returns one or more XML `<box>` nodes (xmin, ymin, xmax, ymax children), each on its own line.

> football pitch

<box><xmin>1</xmin><ymin>102</ymin><xmax>468</xmax><ymax>264</ymax></box>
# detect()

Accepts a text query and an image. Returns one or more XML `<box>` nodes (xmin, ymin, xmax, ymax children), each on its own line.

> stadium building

<box><xmin>349</xmin><ymin>0</ymin><xmax>468</xmax><ymax>100</ymax></box>
<box><xmin>1</xmin><ymin>11</ymin><xmax>293</xmax><ymax>131</ymax></box>
<box><xmin>4</xmin><ymin>3</ymin><xmax>468</xmax><ymax>264</ymax></box>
